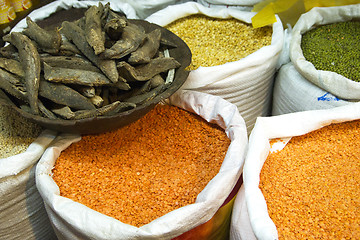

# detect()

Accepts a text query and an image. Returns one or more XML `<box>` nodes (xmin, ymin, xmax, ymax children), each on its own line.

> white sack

<box><xmin>0</xmin><ymin>130</ymin><xmax>57</xmax><ymax>240</ymax></box>
<box><xmin>230</xmin><ymin>102</ymin><xmax>360</xmax><ymax>240</ymax></box>
<box><xmin>11</xmin><ymin>0</ymin><xmax>138</xmax><ymax>32</ymax></box>
<box><xmin>35</xmin><ymin>90</ymin><xmax>248</xmax><ymax>240</ymax></box>
<box><xmin>272</xmin><ymin>62</ymin><xmax>355</xmax><ymax>116</ymax></box>
<box><xmin>198</xmin><ymin>0</ymin><xmax>263</xmax><ymax>5</ymax></box>
<box><xmin>196</xmin><ymin>0</ymin><xmax>263</xmax><ymax>11</ymax></box>
<box><xmin>123</xmin><ymin>0</ymin><xmax>191</xmax><ymax>19</ymax></box>
<box><xmin>146</xmin><ymin>2</ymin><xmax>284</xmax><ymax>134</ymax></box>
<box><xmin>290</xmin><ymin>4</ymin><xmax>360</xmax><ymax>100</ymax></box>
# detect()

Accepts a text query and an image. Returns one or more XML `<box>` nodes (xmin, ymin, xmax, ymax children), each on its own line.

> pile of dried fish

<box><xmin>0</xmin><ymin>3</ymin><xmax>181</xmax><ymax>120</ymax></box>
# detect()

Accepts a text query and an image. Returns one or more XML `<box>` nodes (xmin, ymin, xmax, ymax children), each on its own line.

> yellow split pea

<box><xmin>165</xmin><ymin>14</ymin><xmax>273</xmax><ymax>70</ymax></box>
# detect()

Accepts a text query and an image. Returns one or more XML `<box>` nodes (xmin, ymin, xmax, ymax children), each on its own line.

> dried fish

<box><xmin>150</xmin><ymin>74</ymin><xmax>165</xmax><ymax>88</ymax></box>
<box><xmin>0</xmin><ymin>89</ymin><xmax>17</xmax><ymax>107</ymax></box>
<box><xmin>43</xmin><ymin>63</ymin><xmax>113</xmax><ymax>86</ymax></box>
<box><xmin>90</xmin><ymin>95</ymin><xmax>104</xmax><ymax>107</ymax></box>
<box><xmin>117</xmin><ymin>56</ymin><xmax>181</xmax><ymax>81</ymax></box>
<box><xmin>0</xmin><ymin>57</ymin><xmax>25</xmax><ymax>77</ymax></box>
<box><xmin>0</xmin><ymin>44</ymin><xmax>19</xmax><ymax>59</ymax></box>
<box><xmin>51</xmin><ymin>105</ymin><xmax>75</xmax><ymax>119</ymax></box>
<box><xmin>39</xmin><ymin>79</ymin><xmax>95</xmax><ymax>110</ymax></box>
<box><xmin>61</xmin><ymin>21</ymin><xmax>118</xmax><ymax>83</ymax></box>
<box><xmin>104</xmin><ymin>17</ymin><xmax>127</xmax><ymax>40</ymax></box>
<box><xmin>0</xmin><ymin>68</ymin><xmax>27</xmax><ymax>101</ymax></box>
<box><xmin>41</xmin><ymin>55</ymin><xmax>101</xmax><ymax>73</ymax></box>
<box><xmin>101</xmin><ymin>101</ymin><xmax>136</xmax><ymax>115</ymax></box>
<box><xmin>85</xmin><ymin>4</ymin><xmax>106</xmax><ymax>55</ymax></box>
<box><xmin>110</xmin><ymin>80</ymin><xmax>131</xmax><ymax>91</ymax></box>
<box><xmin>20</xmin><ymin>104</ymin><xmax>32</xmax><ymax>113</ymax></box>
<box><xmin>5</xmin><ymin>32</ymin><xmax>41</xmax><ymax>114</ymax></box>
<box><xmin>71</xmin><ymin>85</ymin><xmax>95</xmax><ymax>98</ymax></box>
<box><xmin>58</xmin><ymin>39</ymin><xmax>82</xmax><ymax>56</ymax></box>
<box><xmin>38</xmin><ymin>99</ymin><xmax>57</xmax><ymax>119</ymax></box>
<box><xmin>160</xmin><ymin>37</ymin><xmax>178</xmax><ymax>49</ymax></box>
<box><xmin>101</xmin><ymin>23</ymin><xmax>146</xmax><ymax>59</ymax></box>
<box><xmin>101</xmin><ymin>87</ymin><xmax>110</xmax><ymax>106</ymax></box>
<box><xmin>125</xmin><ymin>84</ymin><xmax>165</xmax><ymax>105</ymax></box>
<box><xmin>74</xmin><ymin>101</ymin><xmax>136</xmax><ymax>119</ymax></box>
<box><xmin>23</xmin><ymin>17</ymin><xmax>62</xmax><ymax>54</ymax></box>
<box><xmin>128</xmin><ymin>29</ymin><xmax>161</xmax><ymax>64</ymax></box>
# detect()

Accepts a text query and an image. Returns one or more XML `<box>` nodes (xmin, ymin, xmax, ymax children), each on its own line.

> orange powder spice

<box><xmin>260</xmin><ymin>120</ymin><xmax>360</xmax><ymax>239</ymax></box>
<box><xmin>52</xmin><ymin>104</ymin><xmax>230</xmax><ymax>227</ymax></box>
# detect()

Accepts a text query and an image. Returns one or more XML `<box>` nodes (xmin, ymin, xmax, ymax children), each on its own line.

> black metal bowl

<box><xmin>0</xmin><ymin>8</ymin><xmax>191</xmax><ymax>135</ymax></box>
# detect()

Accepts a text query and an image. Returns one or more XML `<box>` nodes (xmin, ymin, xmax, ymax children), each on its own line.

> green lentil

<box><xmin>165</xmin><ymin>14</ymin><xmax>273</xmax><ymax>70</ymax></box>
<box><xmin>0</xmin><ymin>105</ymin><xmax>43</xmax><ymax>158</ymax></box>
<box><xmin>301</xmin><ymin>20</ymin><xmax>360</xmax><ymax>82</ymax></box>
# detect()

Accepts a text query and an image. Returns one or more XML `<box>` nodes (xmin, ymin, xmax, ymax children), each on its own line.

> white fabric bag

<box><xmin>123</xmin><ymin>0</ymin><xmax>191</xmax><ymax>19</ymax></box>
<box><xmin>230</xmin><ymin>102</ymin><xmax>360</xmax><ymax>240</ymax></box>
<box><xmin>290</xmin><ymin>4</ymin><xmax>360</xmax><ymax>100</ymax></box>
<box><xmin>197</xmin><ymin>0</ymin><xmax>262</xmax><ymax>10</ymax></box>
<box><xmin>0</xmin><ymin>129</ymin><xmax>57</xmax><ymax>240</ymax></box>
<box><xmin>272</xmin><ymin>62</ymin><xmax>355</xmax><ymax>116</ymax></box>
<box><xmin>146</xmin><ymin>2</ymin><xmax>284</xmax><ymax>134</ymax></box>
<box><xmin>11</xmin><ymin>0</ymin><xmax>138</xmax><ymax>33</ymax></box>
<box><xmin>35</xmin><ymin>90</ymin><xmax>248</xmax><ymax>240</ymax></box>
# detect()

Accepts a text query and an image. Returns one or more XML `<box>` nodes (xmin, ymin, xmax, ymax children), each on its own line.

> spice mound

<box><xmin>0</xmin><ymin>2</ymin><xmax>183</xmax><ymax>122</ymax></box>
<box><xmin>165</xmin><ymin>14</ymin><xmax>272</xmax><ymax>70</ymax></box>
<box><xmin>260</xmin><ymin>120</ymin><xmax>360</xmax><ymax>239</ymax></box>
<box><xmin>52</xmin><ymin>104</ymin><xmax>230</xmax><ymax>227</ymax></box>
<box><xmin>301</xmin><ymin>20</ymin><xmax>360</xmax><ymax>82</ymax></box>
<box><xmin>0</xmin><ymin>105</ymin><xmax>42</xmax><ymax>158</ymax></box>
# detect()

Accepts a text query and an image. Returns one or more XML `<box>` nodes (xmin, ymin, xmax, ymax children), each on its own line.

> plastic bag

<box><xmin>0</xmin><ymin>129</ymin><xmax>57</xmax><ymax>240</ymax></box>
<box><xmin>35</xmin><ymin>90</ymin><xmax>248</xmax><ymax>240</ymax></box>
<box><xmin>290</xmin><ymin>4</ymin><xmax>360</xmax><ymax>100</ymax></box>
<box><xmin>230</xmin><ymin>102</ymin><xmax>360</xmax><ymax>240</ymax></box>
<box><xmin>251</xmin><ymin>0</ymin><xmax>359</xmax><ymax>28</ymax></box>
<box><xmin>272</xmin><ymin>62</ymin><xmax>356</xmax><ymax>115</ymax></box>
<box><xmin>146</xmin><ymin>2</ymin><xmax>284</xmax><ymax>134</ymax></box>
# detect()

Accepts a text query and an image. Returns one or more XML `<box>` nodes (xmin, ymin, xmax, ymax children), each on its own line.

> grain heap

<box><xmin>259</xmin><ymin>120</ymin><xmax>360</xmax><ymax>239</ymax></box>
<box><xmin>0</xmin><ymin>105</ymin><xmax>42</xmax><ymax>158</ymax></box>
<box><xmin>301</xmin><ymin>20</ymin><xmax>360</xmax><ymax>82</ymax></box>
<box><xmin>165</xmin><ymin>14</ymin><xmax>272</xmax><ymax>70</ymax></box>
<box><xmin>52</xmin><ymin>104</ymin><xmax>230</xmax><ymax>227</ymax></box>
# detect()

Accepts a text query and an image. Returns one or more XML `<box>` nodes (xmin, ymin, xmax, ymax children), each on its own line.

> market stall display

<box><xmin>36</xmin><ymin>90</ymin><xmax>248</xmax><ymax>240</ymax></box>
<box><xmin>0</xmin><ymin>1</ymin><xmax>358</xmax><ymax>239</ymax></box>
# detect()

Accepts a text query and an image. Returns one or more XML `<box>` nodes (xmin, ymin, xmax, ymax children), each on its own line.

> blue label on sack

<box><xmin>318</xmin><ymin>93</ymin><xmax>340</xmax><ymax>102</ymax></box>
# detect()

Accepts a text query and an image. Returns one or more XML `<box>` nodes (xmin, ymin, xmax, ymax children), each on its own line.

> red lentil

<box><xmin>260</xmin><ymin>120</ymin><xmax>360</xmax><ymax>239</ymax></box>
<box><xmin>52</xmin><ymin>104</ymin><xmax>230</xmax><ymax>227</ymax></box>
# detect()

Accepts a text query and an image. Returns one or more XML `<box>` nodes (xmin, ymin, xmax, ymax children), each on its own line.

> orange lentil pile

<box><xmin>52</xmin><ymin>104</ymin><xmax>230</xmax><ymax>227</ymax></box>
<box><xmin>260</xmin><ymin>120</ymin><xmax>360</xmax><ymax>239</ymax></box>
